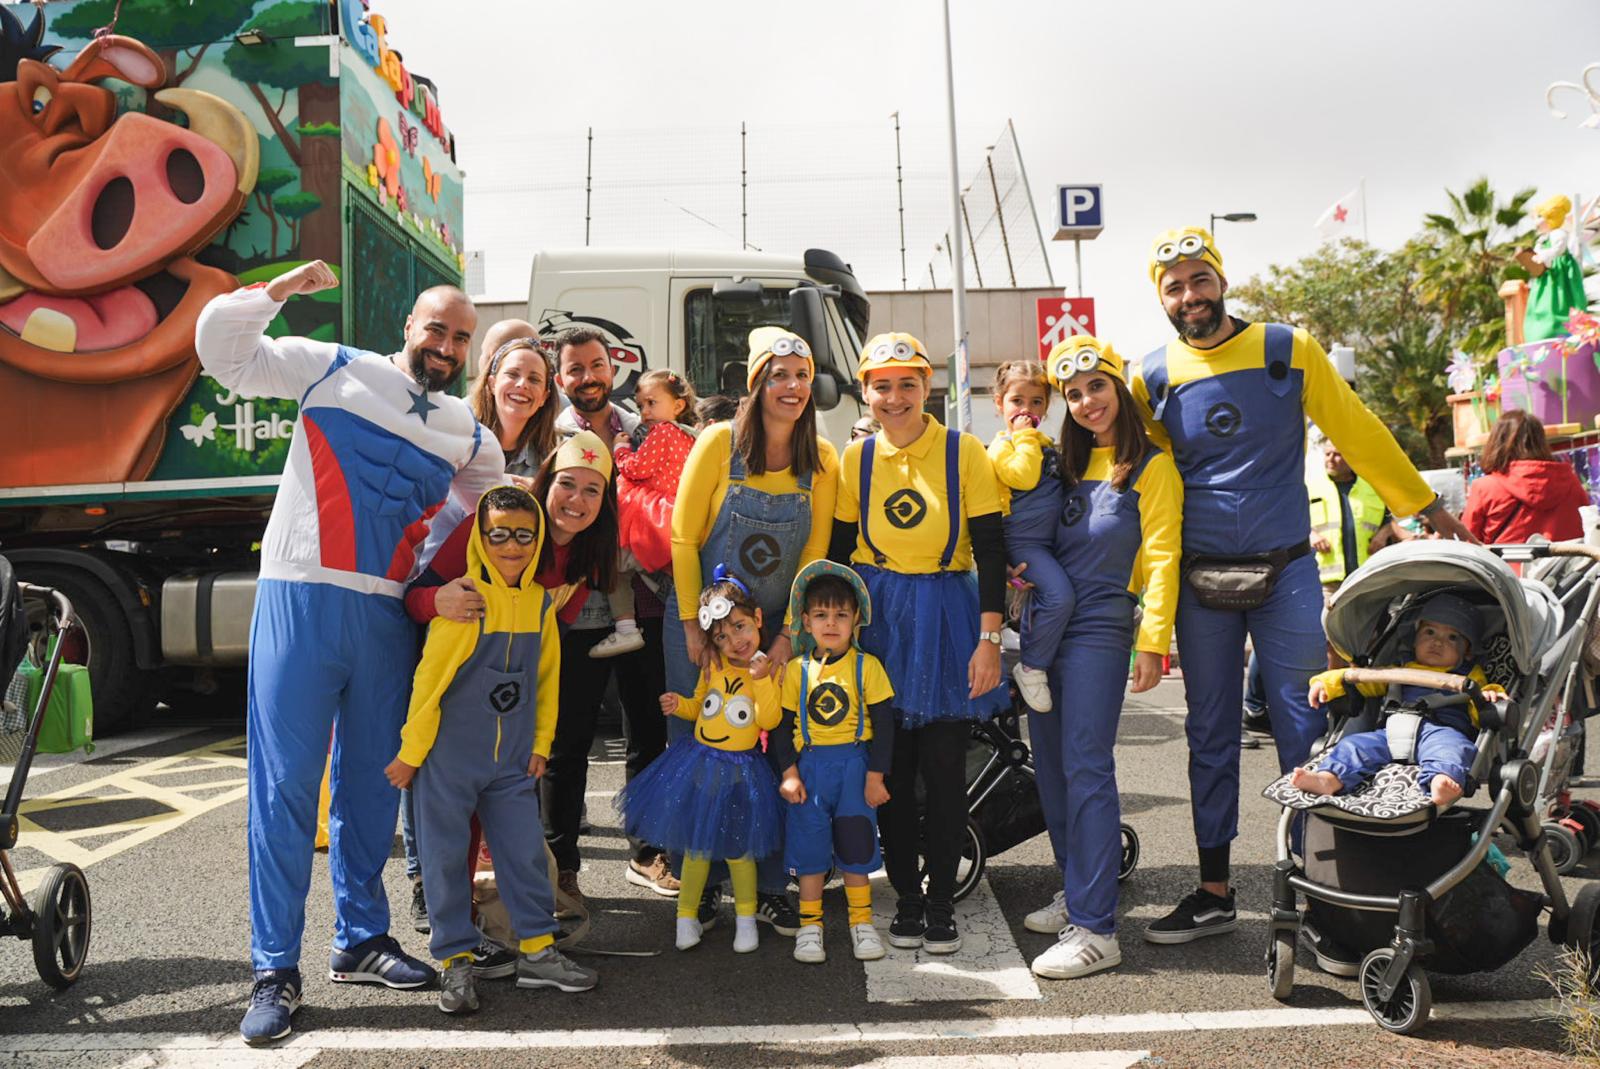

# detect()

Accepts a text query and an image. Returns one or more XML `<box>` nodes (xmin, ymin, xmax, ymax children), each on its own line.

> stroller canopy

<box><xmin>1324</xmin><ymin>541</ymin><xmax>1562</xmax><ymax>674</ymax></box>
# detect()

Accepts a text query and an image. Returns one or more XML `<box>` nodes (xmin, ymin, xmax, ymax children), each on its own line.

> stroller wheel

<box><xmin>952</xmin><ymin>819</ymin><xmax>986</xmax><ymax>903</ymax></box>
<box><xmin>1358</xmin><ymin>948</ymin><xmax>1431</xmax><ymax>1035</ymax></box>
<box><xmin>1564</xmin><ymin>884</ymin><xmax>1600</xmax><ymax>986</ymax></box>
<box><xmin>1544</xmin><ymin>821</ymin><xmax>1584</xmax><ymax>876</ymax></box>
<box><xmin>1568</xmin><ymin>805</ymin><xmax>1600</xmax><ymax>852</ymax></box>
<box><xmin>1265</xmin><ymin>929</ymin><xmax>1295</xmax><ymax>1000</ymax></box>
<box><xmin>1118</xmin><ymin>825</ymin><xmax>1140</xmax><ymax>882</ymax></box>
<box><xmin>31</xmin><ymin>863</ymin><xmax>90</xmax><ymax>989</ymax></box>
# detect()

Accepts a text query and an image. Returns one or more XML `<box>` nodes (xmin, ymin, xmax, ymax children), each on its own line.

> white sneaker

<box><xmin>1013</xmin><ymin>663</ymin><xmax>1053</xmax><ymax>712</ymax></box>
<box><xmin>589</xmin><ymin>629</ymin><xmax>645</xmax><ymax>659</ymax></box>
<box><xmin>733</xmin><ymin>916</ymin><xmax>759</xmax><ymax>954</ymax></box>
<box><xmin>1024</xmin><ymin>890</ymin><xmax>1068</xmax><ymax>934</ymax></box>
<box><xmin>1031</xmin><ymin>925</ymin><xmax>1121</xmax><ymax>980</ymax></box>
<box><xmin>850</xmin><ymin>923</ymin><xmax>886</xmax><ymax>961</ymax></box>
<box><xmin>793</xmin><ymin>925</ymin><xmax>826</xmax><ymax>964</ymax></box>
<box><xmin>675</xmin><ymin>916</ymin><xmax>702</xmax><ymax>951</ymax></box>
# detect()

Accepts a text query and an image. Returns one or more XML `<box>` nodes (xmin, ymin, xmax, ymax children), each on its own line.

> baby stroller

<box><xmin>1260</xmin><ymin>539</ymin><xmax>1600</xmax><ymax>1035</ymax></box>
<box><xmin>912</xmin><ymin>644</ymin><xmax>1140</xmax><ymax>902</ymax></box>
<box><xmin>0</xmin><ymin>555</ymin><xmax>91</xmax><ymax>988</ymax></box>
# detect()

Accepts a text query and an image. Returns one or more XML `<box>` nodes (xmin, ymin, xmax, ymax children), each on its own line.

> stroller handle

<box><xmin>1340</xmin><ymin>666</ymin><xmax>1480</xmax><ymax>698</ymax></box>
<box><xmin>1493</xmin><ymin>542</ymin><xmax>1600</xmax><ymax>564</ymax></box>
<box><xmin>15</xmin><ymin>583</ymin><xmax>75</xmax><ymax>637</ymax></box>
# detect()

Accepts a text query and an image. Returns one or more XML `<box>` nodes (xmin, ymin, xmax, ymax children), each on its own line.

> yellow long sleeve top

<box><xmin>987</xmin><ymin>426</ymin><xmax>1051</xmax><ymax>514</ymax></box>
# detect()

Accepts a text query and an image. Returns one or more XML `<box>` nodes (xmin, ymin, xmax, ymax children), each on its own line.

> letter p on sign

<box><xmin>1053</xmin><ymin>184</ymin><xmax>1104</xmax><ymax>240</ymax></box>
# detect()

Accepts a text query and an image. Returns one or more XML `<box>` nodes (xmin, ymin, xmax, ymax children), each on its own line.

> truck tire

<box><xmin>22</xmin><ymin>566</ymin><xmax>154</xmax><ymax>736</ymax></box>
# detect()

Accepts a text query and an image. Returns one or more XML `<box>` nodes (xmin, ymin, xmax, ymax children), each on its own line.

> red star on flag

<box><xmin>581</xmin><ymin>448</ymin><xmax>598</xmax><ymax>463</ymax></box>
<box><xmin>1333</xmin><ymin>205</ymin><xmax>1348</xmax><ymax>223</ymax></box>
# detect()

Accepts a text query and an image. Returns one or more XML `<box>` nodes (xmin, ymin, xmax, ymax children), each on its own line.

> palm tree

<box><xmin>1417</xmin><ymin>177</ymin><xmax>1538</xmax><ymax>358</ymax></box>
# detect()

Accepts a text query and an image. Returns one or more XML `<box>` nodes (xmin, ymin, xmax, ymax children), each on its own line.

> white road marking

<box><xmin>1</xmin><ymin>725</ymin><xmax>203</xmax><ymax>783</ymax></box>
<box><xmin>864</xmin><ymin>875</ymin><xmax>1042</xmax><ymax>1002</ymax></box>
<box><xmin>0</xmin><ymin>999</ymin><xmax>1554</xmax><ymax>1056</ymax></box>
<box><xmin>115</xmin><ymin>1051</ymin><xmax>318</xmax><ymax>1069</ymax></box>
<box><xmin>868</xmin><ymin>1055</ymin><xmax>1148</xmax><ymax>1069</ymax></box>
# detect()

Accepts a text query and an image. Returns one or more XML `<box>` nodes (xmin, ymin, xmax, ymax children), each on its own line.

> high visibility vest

<box><xmin>1307</xmin><ymin>469</ymin><xmax>1384</xmax><ymax>583</ymax></box>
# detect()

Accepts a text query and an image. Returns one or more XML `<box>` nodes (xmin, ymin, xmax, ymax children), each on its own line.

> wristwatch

<box><xmin>1417</xmin><ymin>495</ymin><xmax>1446</xmax><ymax>518</ymax></box>
<box><xmin>978</xmin><ymin>630</ymin><xmax>1002</xmax><ymax>646</ymax></box>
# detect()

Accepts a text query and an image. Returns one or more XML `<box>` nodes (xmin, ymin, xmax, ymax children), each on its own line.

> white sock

<box><xmin>615</xmin><ymin>618</ymin><xmax>639</xmax><ymax>635</ymax></box>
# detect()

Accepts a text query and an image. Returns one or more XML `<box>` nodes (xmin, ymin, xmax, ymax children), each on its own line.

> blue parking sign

<box><xmin>1054</xmin><ymin>185</ymin><xmax>1104</xmax><ymax>240</ymax></box>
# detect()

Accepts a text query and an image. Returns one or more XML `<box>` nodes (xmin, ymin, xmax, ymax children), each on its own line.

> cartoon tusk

<box><xmin>20</xmin><ymin>307</ymin><xmax>76</xmax><ymax>353</ymax></box>
<box><xmin>153</xmin><ymin>88</ymin><xmax>261</xmax><ymax>194</ymax></box>
<box><xmin>0</xmin><ymin>259</ymin><xmax>24</xmax><ymax>302</ymax></box>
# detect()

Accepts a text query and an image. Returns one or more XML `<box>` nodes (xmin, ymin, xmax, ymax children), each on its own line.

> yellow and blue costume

<box><xmin>989</xmin><ymin>426</ymin><xmax>1075</xmax><ymax>673</ymax></box>
<box><xmin>398</xmin><ymin>489</ymin><xmax>562</xmax><ymax>964</ymax></box>
<box><xmin>1133</xmin><ymin>227</ymin><xmax>1434</xmax><ymax>861</ymax></box>
<box><xmin>1038</xmin><ymin>337</ymin><xmax>1183</xmax><ymax>936</ymax></box>
<box><xmin>615</xmin><ymin>663</ymin><xmax>782</xmax><ymax>919</ymax></box>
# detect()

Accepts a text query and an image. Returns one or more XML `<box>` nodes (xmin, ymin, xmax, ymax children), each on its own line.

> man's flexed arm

<box><xmin>195</xmin><ymin>260</ymin><xmax>342</xmax><ymax>401</ymax></box>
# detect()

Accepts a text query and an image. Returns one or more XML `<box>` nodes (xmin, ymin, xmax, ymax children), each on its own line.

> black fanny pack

<box><xmin>1182</xmin><ymin>541</ymin><xmax>1311</xmax><ymax>612</ymax></box>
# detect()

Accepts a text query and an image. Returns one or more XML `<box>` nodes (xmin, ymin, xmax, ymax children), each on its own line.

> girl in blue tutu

<box><xmin>829</xmin><ymin>332</ymin><xmax>1009</xmax><ymax>955</ymax></box>
<box><xmin>616</xmin><ymin>569</ymin><xmax>782</xmax><ymax>953</ymax></box>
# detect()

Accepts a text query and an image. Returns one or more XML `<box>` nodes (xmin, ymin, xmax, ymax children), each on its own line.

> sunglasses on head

<box><xmin>485</xmin><ymin>526</ymin><xmax>538</xmax><ymax>546</ymax></box>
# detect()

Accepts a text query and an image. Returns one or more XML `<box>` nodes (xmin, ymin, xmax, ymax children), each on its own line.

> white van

<box><xmin>527</xmin><ymin>247</ymin><xmax>868</xmax><ymax>444</ymax></box>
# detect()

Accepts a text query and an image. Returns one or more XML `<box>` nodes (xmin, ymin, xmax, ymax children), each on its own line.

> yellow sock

<box><xmin>799</xmin><ymin>898</ymin><xmax>823</xmax><ymax>929</ymax></box>
<box><xmin>728</xmin><ymin>856</ymin><xmax>758</xmax><ymax>917</ymax></box>
<box><xmin>845</xmin><ymin>883</ymin><xmax>872</xmax><ymax>927</ymax></box>
<box><xmin>519</xmin><ymin>933</ymin><xmax>553</xmax><ymax>955</ymax></box>
<box><xmin>678</xmin><ymin>855</ymin><xmax>710</xmax><ymax>920</ymax></box>
<box><xmin>441</xmin><ymin>951</ymin><xmax>472</xmax><ymax>967</ymax></box>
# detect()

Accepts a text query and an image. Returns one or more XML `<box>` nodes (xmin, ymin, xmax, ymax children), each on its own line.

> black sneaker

<box><xmin>470</xmin><ymin>935</ymin><xmax>517</xmax><ymax>980</ymax></box>
<box><xmin>756</xmin><ymin>892</ymin><xmax>800</xmax><ymax>937</ymax></box>
<box><xmin>1143</xmin><ymin>887</ymin><xmax>1238</xmax><ymax>944</ymax></box>
<box><xmin>888</xmin><ymin>897</ymin><xmax>925</xmax><ymax>949</ymax></box>
<box><xmin>1243</xmin><ymin>710</ymin><xmax>1273</xmax><ymax>738</ymax></box>
<box><xmin>410</xmin><ymin>878</ymin><xmax>429</xmax><ymax>934</ymax></box>
<box><xmin>697</xmin><ymin>882</ymin><xmax>721</xmax><ymax>931</ymax></box>
<box><xmin>923</xmin><ymin>900</ymin><xmax>961</xmax><ymax>954</ymax></box>
<box><xmin>1300</xmin><ymin>918</ymin><xmax>1359</xmax><ymax>978</ymax></box>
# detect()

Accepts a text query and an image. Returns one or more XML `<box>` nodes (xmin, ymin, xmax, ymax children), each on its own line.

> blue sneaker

<box><xmin>328</xmin><ymin>934</ymin><xmax>435</xmax><ymax>989</ymax></box>
<box><xmin>240</xmin><ymin>969</ymin><xmax>301</xmax><ymax>1046</ymax></box>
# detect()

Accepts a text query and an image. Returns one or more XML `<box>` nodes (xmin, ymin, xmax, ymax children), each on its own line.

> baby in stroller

<box><xmin>1290</xmin><ymin>593</ymin><xmax>1505</xmax><ymax>809</ymax></box>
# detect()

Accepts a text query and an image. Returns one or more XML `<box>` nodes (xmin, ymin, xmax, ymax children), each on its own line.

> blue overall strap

<box><xmin>853</xmin><ymin>651</ymin><xmax>866</xmax><ymax>742</ymax></box>
<box><xmin>857</xmin><ymin>436</ymin><xmax>887</xmax><ymax>565</ymax></box>
<box><xmin>799</xmin><ymin>655</ymin><xmax>813</xmax><ymax>746</ymax></box>
<box><xmin>1262</xmin><ymin>323</ymin><xmax>1293</xmax><ymax>380</ymax></box>
<box><xmin>729</xmin><ymin>436</ymin><xmax>747</xmax><ymax>483</ymax></box>
<box><xmin>1141</xmin><ymin>344</ymin><xmax>1170</xmax><ymax>421</ymax></box>
<box><xmin>938</xmin><ymin>428</ymin><xmax>961</xmax><ymax>570</ymax></box>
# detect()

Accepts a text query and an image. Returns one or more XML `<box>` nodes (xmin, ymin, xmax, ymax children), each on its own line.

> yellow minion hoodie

<box><xmin>396</xmin><ymin>489</ymin><xmax>561</xmax><ymax>767</ymax></box>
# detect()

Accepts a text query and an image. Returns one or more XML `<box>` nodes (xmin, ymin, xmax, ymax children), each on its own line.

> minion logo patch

<box><xmin>1205</xmin><ymin>402</ymin><xmax>1242</xmax><ymax>438</ymax></box>
<box><xmin>807</xmin><ymin>682</ymin><xmax>851</xmax><ymax>727</ymax></box>
<box><xmin>884</xmin><ymin>488</ymin><xmax>927</xmax><ymax>529</ymax></box>
<box><xmin>1062</xmin><ymin>494</ymin><xmax>1088</xmax><ymax>527</ymax></box>
<box><xmin>489</xmin><ymin>681</ymin><xmax>521</xmax><ymax>713</ymax></box>
<box><xmin>738</xmin><ymin>533</ymin><xmax>781</xmax><ymax>578</ymax></box>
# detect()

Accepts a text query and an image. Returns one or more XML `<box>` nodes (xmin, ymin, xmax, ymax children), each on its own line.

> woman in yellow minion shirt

<box><xmin>829</xmin><ymin>332</ymin><xmax>1008</xmax><ymax>955</ymax></box>
<box><xmin>665</xmin><ymin>326</ymin><xmax>839</xmax><ymax>933</ymax></box>
<box><xmin>1021</xmin><ymin>336</ymin><xmax>1181</xmax><ymax>982</ymax></box>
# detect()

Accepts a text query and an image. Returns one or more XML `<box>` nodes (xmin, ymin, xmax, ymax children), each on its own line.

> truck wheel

<box><xmin>23</xmin><ymin>567</ymin><xmax>153</xmax><ymax>736</ymax></box>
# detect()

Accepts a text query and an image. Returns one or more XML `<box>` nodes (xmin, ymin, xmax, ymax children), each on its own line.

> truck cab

<box><xmin>527</xmin><ymin>247</ymin><xmax>868</xmax><ymax>442</ymax></box>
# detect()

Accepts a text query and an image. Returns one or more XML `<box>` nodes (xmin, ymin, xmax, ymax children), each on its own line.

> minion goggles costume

<box><xmin>1132</xmin><ymin>228</ymin><xmax>1437</xmax><ymax>904</ymax></box>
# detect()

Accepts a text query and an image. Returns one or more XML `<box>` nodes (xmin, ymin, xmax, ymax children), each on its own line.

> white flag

<box><xmin>1315</xmin><ymin>186</ymin><xmax>1363</xmax><ymax>239</ymax></box>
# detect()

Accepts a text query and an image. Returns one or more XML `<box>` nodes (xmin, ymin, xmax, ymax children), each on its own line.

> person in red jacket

<box><xmin>1464</xmin><ymin>410</ymin><xmax>1591</xmax><ymax>544</ymax></box>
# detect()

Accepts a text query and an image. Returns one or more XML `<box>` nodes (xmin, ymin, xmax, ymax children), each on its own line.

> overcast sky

<box><xmin>377</xmin><ymin>0</ymin><xmax>1600</xmax><ymax>355</ymax></box>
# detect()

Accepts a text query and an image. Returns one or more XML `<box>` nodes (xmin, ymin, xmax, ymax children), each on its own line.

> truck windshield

<box><xmin>684</xmin><ymin>286</ymin><xmax>852</xmax><ymax>397</ymax></box>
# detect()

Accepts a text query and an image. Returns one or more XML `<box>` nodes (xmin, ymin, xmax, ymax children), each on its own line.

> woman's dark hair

<box><xmin>1057</xmin><ymin>374</ymin><xmax>1151</xmax><ymax>492</ymax></box>
<box><xmin>1481</xmin><ymin>408</ymin><xmax>1554</xmax><ymax>475</ymax></box>
<box><xmin>530</xmin><ymin>448</ymin><xmax>618</xmax><ymax>591</ymax></box>
<box><xmin>732</xmin><ymin>360</ymin><xmax>821</xmax><ymax>478</ymax></box>
<box><xmin>473</xmin><ymin>338</ymin><xmax>558</xmax><ymax>465</ymax></box>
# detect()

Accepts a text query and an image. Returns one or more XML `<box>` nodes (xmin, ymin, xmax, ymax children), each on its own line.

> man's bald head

<box><xmin>481</xmin><ymin>318</ymin><xmax>539</xmax><ymax>369</ymax></box>
<box><xmin>403</xmin><ymin>285</ymin><xmax>476</xmax><ymax>391</ymax></box>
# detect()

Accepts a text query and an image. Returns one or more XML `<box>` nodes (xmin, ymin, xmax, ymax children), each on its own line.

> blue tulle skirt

<box><xmin>856</xmin><ymin>565</ymin><xmax>1010</xmax><ymax>728</ymax></box>
<box><xmin>615</xmin><ymin>740</ymin><xmax>781</xmax><ymax>860</ymax></box>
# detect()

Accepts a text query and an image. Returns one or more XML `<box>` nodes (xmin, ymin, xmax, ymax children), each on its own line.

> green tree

<box><xmin>1416</xmin><ymin>177</ymin><xmax>1537</xmax><ymax>360</ymax></box>
<box><xmin>52</xmin><ymin>0</ymin><xmax>254</xmax><ymax>87</ymax></box>
<box><xmin>251</xmin><ymin>167</ymin><xmax>296</xmax><ymax>258</ymax></box>
<box><xmin>275</xmin><ymin>191</ymin><xmax>323</xmax><ymax>252</ymax></box>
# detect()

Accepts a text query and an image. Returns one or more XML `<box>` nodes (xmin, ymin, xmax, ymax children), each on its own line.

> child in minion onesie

<box><xmin>1023</xmin><ymin>337</ymin><xmax>1182</xmax><ymax>980</ymax></box>
<box><xmin>1131</xmin><ymin>226</ymin><xmax>1468</xmax><ymax>945</ymax></box>
<box><xmin>385</xmin><ymin>484</ymin><xmax>597</xmax><ymax>1015</ymax></box>
<box><xmin>829</xmin><ymin>332</ymin><xmax>1010</xmax><ymax>955</ymax></box>
<box><xmin>617</xmin><ymin>570</ymin><xmax>784</xmax><ymax>954</ymax></box>
<box><xmin>771</xmin><ymin>560</ymin><xmax>896</xmax><ymax>964</ymax></box>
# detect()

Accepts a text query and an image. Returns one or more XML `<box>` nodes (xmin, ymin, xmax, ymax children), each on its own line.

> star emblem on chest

<box><xmin>408</xmin><ymin>389</ymin><xmax>439</xmax><ymax>423</ymax></box>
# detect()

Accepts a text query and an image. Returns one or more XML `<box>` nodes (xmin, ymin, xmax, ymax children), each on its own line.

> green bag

<box><xmin>16</xmin><ymin>639</ymin><xmax>93</xmax><ymax>755</ymax></box>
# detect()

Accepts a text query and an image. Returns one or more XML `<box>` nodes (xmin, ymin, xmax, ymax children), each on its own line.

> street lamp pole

<box><xmin>1209</xmin><ymin>211</ymin><xmax>1258</xmax><ymax>233</ymax></box>
<box><xmin>940</xmin><ymin>0</ymin><xmax>971</xmax><ymax>432</ymax></box>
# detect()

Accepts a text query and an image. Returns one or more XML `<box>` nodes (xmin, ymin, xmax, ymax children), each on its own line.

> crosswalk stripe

<box><xmin>864</xmin><ymin>874</ymin><xmax>1042</xmax><ymax>1003</ymax></box>
<box><xmin>866</xmin><ymin>1054</ymin><xmax>1149</xmax><ymax>1069</ymax></box>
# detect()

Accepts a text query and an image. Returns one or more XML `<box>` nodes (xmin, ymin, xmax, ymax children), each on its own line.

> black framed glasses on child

<box><xmin>485</xmin><ymin>527</ymin><xmax>538</xmax><ymax>546</ymax></box>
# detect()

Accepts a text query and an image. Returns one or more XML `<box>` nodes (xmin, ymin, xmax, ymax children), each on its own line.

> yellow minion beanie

<box><xmin>1148</xmin><ymin>227</ymin><xmax>1225</xmax><ymax>286</ymax></box>
<box><xmin>857</xmin><ymin>331</ymin><xmax>932</xmax><ymax>380</ymax></box>
<box><xmin>552</xmin><ymin>429</ymin><xmax>614</xmax><ymax>481</ymax></box>
<box><xmin>746</xmin><ymin>326</ymin><xmax>814</xmax><ymax>390</ymax></box>
<box><xmin>1045</xmin><ymin>336</ymin><xmax>1124</xmax><ymax>391</ymax></box>
<box><xmin>1535</xmin><ymin>194</ymin><xmax>1573</xmax><ymax>230</ymax></box>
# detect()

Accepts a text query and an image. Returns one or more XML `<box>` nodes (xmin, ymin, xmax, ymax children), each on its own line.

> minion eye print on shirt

<box><xmin>883</xmin><ymin>487</ymin><xmax>927</xmax><ymax>530</ymax></box>
<box><xmin>806</xmin><ymin>680</ymin><xmax>852</xmax><ymax>727</ymax></box>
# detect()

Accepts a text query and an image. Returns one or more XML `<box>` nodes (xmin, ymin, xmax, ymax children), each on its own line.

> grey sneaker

<box><xmin>516</xmin><ymin>947</ymin><xmax>597</xmax><ymax>992</ymax></box>
<box><xmin>438</xmin><ymin>958</ymin><xmax>478</xmax><ymax>1015</ymax></box>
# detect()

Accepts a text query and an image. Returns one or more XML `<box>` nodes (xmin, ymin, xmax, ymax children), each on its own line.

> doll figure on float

<box><xmin>1516</xmin><ymin>194</ymin><xmax>1591</xmax><ymax>342</ymax></box>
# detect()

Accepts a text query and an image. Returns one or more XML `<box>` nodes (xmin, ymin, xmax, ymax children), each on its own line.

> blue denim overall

<box><xmin>413</xmin><ymin>602</ymin><xmax>557</xmax><ymax>962</ymax></box>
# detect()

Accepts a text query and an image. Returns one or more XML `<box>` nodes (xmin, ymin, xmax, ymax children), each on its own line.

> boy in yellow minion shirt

<box><xmin>385</xmin><ymin>486</ymin><xmax>595</xmax><ymax>1015</ymax></box>
<box><xmin>772</xmin><ymin>560</ymin><xmax>896</xmax><ymax>964</ymax></box>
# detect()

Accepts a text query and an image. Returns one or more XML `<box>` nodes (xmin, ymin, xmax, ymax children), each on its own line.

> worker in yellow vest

<box><xmin>1307</xmin><ymin>435</ymin><xmax>1387</xmax><ymax>599</ymax></box>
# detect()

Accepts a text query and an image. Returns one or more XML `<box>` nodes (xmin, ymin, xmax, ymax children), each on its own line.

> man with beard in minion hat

<box><xmin>1130</xmin><ymin>227</ymin><xmax>1475</xmax><ymax>948</ymax></box>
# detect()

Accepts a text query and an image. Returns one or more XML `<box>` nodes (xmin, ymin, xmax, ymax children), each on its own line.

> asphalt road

<box><xmin>0</xmin><ymin>676</ymin><xmax>1590</xmax><ymax>1068</ymax></box>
